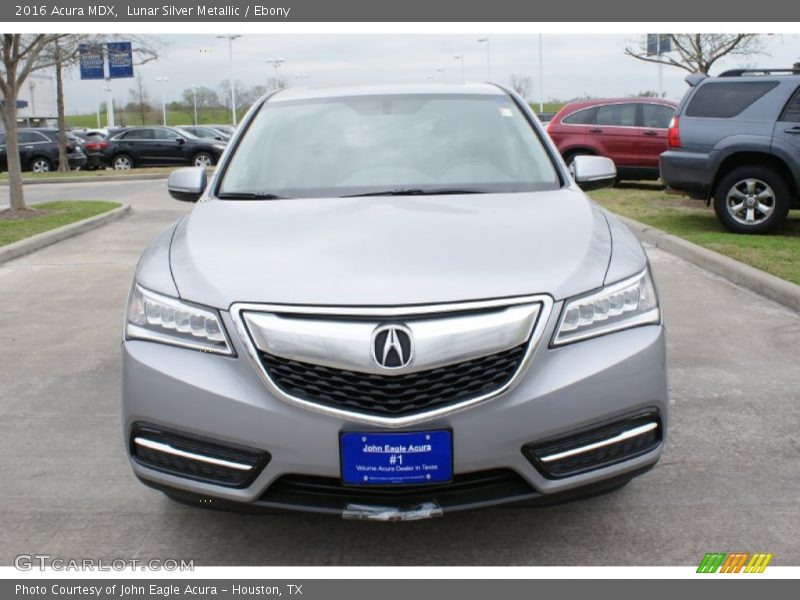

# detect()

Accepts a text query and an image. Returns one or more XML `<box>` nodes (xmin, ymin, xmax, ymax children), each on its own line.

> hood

<box><xmin>169</xmin><ymin>190</ymin><xmax>612</xmax><ymax>309</ymax></box>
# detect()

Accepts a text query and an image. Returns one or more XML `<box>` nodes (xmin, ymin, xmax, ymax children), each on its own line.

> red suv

<box><xmin>547</xmin><ymin>99</ymin><xmax>677</xmax><ymax>181</ymax></box>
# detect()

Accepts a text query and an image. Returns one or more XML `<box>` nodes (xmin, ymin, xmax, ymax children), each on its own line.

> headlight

<box><xmin>553</xmin><ymin>268</ymin><xmax>660</xmax><ymax>346</ymax></box>
<box><xmin>125</xmin><ymin>284</ymin><xmax>233</xmax><ymax>355</ymax></box>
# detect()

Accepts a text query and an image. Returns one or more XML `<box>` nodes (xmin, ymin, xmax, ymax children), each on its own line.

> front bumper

<box><xmin>122</xmin><ymin>309</ymin><xmax>668</xmax><ymax>515</ymax></box>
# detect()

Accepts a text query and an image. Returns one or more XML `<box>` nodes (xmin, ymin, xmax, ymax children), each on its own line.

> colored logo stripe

<box><xmin>697</xmin><ymin>552</ymin><xmax>772</xmax><ymax>573</ymax></box>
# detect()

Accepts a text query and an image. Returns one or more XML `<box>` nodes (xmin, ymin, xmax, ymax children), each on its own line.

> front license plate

<box><xmin>340</xmin><ymin>430</ymin><xmax>453</xmax><ymax>486</ymax></box>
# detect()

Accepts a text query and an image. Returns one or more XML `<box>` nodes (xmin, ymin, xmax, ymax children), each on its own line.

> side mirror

<box><xmin>570</xmin><ymin>155</ymin><xmax>617</xmax><ymax>191</ymax></box>
<box><xmin>215</xmin><ymin>136</ymin><xmax>224</xmax><ymax>141</ymax></box>
<box><xmin>175</xmin><ymin>137</ymin><xmax>185</xmax><ymax>144</ymax></box>
<box><xmin>168</xmin><ymin>167</ymin><xmax>207</xmax><ymax>203</ymax></box>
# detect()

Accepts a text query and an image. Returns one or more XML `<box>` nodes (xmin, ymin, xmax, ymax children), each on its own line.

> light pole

<box><xmin>217</xmin><ymin>34</ymin><xmax>242</xmax><ymax>126</ymax></box>
<box><xmin>191</xmin><ymin>84</ymin><xmax>198</xmax><ymax>125</ymax></box>
<box><xmin>102</xmin><ymin>85</ymin><xmax>114</xmax><ymax>128</ymax></box>
<box><xmin>266</xmin><ymin>57</ymin><xmax>286</xmax><ymax>89</ymax></box>
<box><xmin>477</xmin><ymin>37</ymin><xmax>491</xmax><ymax>81</ymax></box>
<box><xmin>538</xmin><ymin>34</ymin><xmax>544</xmax><ymax>113</ymax></box>
<box><xmin>156</xmin><ymin>77</ymin><xmax>168</xmax><ymax>126</ymax></box>
<box><xmin>454</xmin><ymin>55</ymin><xmax>465</xmax><ymax>83</ymax></box>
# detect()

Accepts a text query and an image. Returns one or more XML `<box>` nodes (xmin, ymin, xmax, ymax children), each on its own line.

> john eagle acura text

<box><xmin>122</xmin><ymin>84</ymin><xmax>667</xmax><ymax>520</ymax></box>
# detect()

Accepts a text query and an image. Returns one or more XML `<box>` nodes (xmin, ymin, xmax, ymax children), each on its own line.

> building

<box><xmin>0</xmin><ymin>73</ymin><xmax>57</xmax><ymax>129</ymax></box>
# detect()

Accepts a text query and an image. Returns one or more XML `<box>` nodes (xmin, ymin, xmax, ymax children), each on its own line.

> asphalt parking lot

<box><xmin>0</xmin><ymin>179</ymin><xmax>798</xmax><ymax>566</ymax></box>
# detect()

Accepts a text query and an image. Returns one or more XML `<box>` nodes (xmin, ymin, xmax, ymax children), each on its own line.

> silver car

<box><xmin>122</xmin><ymin>84</ymin><xmax>667</xmax><ymax>520</ymax></box>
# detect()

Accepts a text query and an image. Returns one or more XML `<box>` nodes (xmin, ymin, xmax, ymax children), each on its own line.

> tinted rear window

<box><xmin>562</xmin><ymin>107</ymin><xmax>595</xmax><ymax>125</ymax></box>
<box><xmin>685</xmin><ymin>81</ymin><xmax>779</xmax><ymax>118</ymax></box>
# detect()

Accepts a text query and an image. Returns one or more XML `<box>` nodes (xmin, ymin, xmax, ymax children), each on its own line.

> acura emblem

<box><xmin>372</xmin><ymin>324</ymin><xmax>414</xmax><ymax>369</ymax></box>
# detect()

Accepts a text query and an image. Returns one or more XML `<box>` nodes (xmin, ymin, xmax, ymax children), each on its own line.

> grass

<box><xmin>0</xmin><ymin>201</ymin><xmax>120</xmax><ymax>247</ymax></box>
<box><xmin>66</xmin><ymin>108</ymin><xmax>234</xmax><ymax>129</ymax></box>
<box><xmin>590</xmin><ymin>183</ymin><xmax>800</xmax><ymax>285</ymax></box>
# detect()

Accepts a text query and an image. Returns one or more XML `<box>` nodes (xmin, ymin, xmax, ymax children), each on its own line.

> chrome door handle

<box><xmin>642</xmin><ymin>130</ymin><xmax>658</xmax><ymax>136</ymax></box>
<box><xmin>588</xmin><ymin>128</ymin><xmax>603</xmax><ymax>134</ymax></box>
<box><xmin>784</xmin><ymin>127</ymin><xmax>800</xmax><ymax>134</ymax></box>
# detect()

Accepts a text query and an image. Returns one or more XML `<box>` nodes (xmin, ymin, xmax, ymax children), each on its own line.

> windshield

<box><xmin>218</xmin><ymin>93</ymin><xmax>560</xmax><ymax>198</ymax></box>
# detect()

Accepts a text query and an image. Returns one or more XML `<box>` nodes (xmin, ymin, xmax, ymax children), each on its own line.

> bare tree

<box><xmin>0</xmin><ymin>34</ymin><xmax>67</xmax><ymax>210</ymax></box>
<box><xmin>509</xmin><ymin>74</ymin><xmax>532</xmax><ymax>100</ymax></box>
<box><xmin>127</xmin><ymin>72</ymin><xmax>153</xmax><ymax>125</ymax></box>
<box><xmin>624</xmin><ymin>34</ymin><xmax>767</xmax><ymax>75</ymax></box>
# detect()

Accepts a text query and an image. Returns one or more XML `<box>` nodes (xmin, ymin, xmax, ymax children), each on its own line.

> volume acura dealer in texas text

<box><xmin>127</xmin><ymin>5</ymin><xmax>292</xmax><ymax>17</ymax></box>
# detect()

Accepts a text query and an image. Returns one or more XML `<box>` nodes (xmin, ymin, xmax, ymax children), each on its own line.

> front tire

<box><xmin>713</xmin><ymin>166</ymin><xmax>790</xmax><ymax>234</ymax></box>
<box><xmin>192</xmin><ymin>152</ymin><xmax>215</xmax><ymax>168</ymax></box>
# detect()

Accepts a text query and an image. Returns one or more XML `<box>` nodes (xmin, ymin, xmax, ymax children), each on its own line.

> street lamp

<box><xmin>101</xmin><ymin>85</ymin><xmax>113</xmax><ymax>128</ymax></box>
<box><xmin>191</xmin><ymin>84</ymin><xmax>198</xmax><ymax>126</ymax></box>
<box><xmin>454</xmin><ymin>55</ymin><xmax>465</xmax><ymax>83</ymax></box>
<box><xmin>266</xmin><ymin>57</ymin><xmax>286</xmax><ymax>89</ymax></box>
<box><xmin>217</xmin><ymin>34</ymin><xmax>242</xmax><ymax>126</ymax></box>
<box><xmin>477</xmin><ymin>37</ymin><xmax>492</xmax><ymax>81</ymax></box>
<box><xmin>155</xmin><ymin>77</ymin><xmax>169</xmax><ymax>126</ymax></box>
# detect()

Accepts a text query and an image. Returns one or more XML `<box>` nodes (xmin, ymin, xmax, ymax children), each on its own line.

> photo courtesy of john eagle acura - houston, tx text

<box><xmin>122</xmin><ymin>83</ymin><xmax>667</xmax><ymax>521</ymax></box>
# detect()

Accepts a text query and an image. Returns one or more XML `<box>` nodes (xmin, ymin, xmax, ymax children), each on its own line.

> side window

<box><xmin>126</xmin><ymin>129</ymin><xmax>154</xmax><ymax>140</ymax></box>
<box><xmin>685</xmin><ymin>81</ymin><xmax>779</xmax><ymax>118</ymax></box>
<box><xmin>595</xmin><ymin>103</ymin><xmax>637</xmax><ymax>127</ymax></box>
<box><xmin>642</xmin><ymin>104</ymin><xmax>675</xmax><ymax>129</ymax></box>
<box><xmin>152</xmin><ymin>128</ymin><xmax>178</xmax><ymax>141</ymax></box>
<box><xmin>17</xmin><ymin>131</ymin><xmax>48</xmax><ymax>143</ymax></box>
<box><xmin>780</xmin><ymin>88</ymin><xmax>800</xmax><ymax>123</ymax></box>
<box><xmin>562</xmin><ymin>107</ymin><xmax>596</xmax><ymax>125</ymax></box>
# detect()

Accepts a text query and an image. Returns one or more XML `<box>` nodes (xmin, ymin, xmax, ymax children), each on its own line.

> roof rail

<box><xmin>718</xmin><ymin>68</ymin><xmax>800</xmax><ymax>77</ymax></box>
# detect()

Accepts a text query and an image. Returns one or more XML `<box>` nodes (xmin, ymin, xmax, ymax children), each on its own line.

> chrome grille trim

<box><xmin>241</xmin><ymin>303</ymin><xmax>541</xmax><ymax>375</ymax></box>
<box><xmin>230</xmin><ymin>295</ymin><xmax>554</xmax><ymax>427</ymax></box>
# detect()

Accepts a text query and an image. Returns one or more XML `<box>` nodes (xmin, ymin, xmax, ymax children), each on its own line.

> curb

<box><xmin>0</xmin><ymin>173</ymin><xmax>169</xmax><ymax>186</ymax></box>
<box><xmin>0</xmin><ymin>204</ymin><xmax>132</xmax><ymax>265</ymax></box>
<box><xmin>618</xmin><ymin>215</ymin><xmax>800</xmax><ymax>313</ymax></box>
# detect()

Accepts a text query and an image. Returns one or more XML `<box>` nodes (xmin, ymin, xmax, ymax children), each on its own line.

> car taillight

<box><xmin>667</xmin><ymin>116</ymin><xmax>681</xmax><ymax>148</ymax></box>
<box><xmin>86</xmin><ymin>141</ymin><xmax>108</xmax><ymax>151</ymax></box>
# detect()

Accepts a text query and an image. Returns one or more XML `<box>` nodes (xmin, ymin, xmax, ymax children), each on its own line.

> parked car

<box><xmin>122</xmin><ymin>84</ymin><xmax>667</xmax><ymax>518</ymax></box>
<box><xmin>536</xmin><ymin>112</ymin><xmax>556</xmax><ymax>124</ymax></box>
<box><xmin>74</xmin><ymin>131</ymin><xmax>110</xmax><ymax>170</ymax></box>
<box><xmin>104</xmin><ymin>126</ymin><xmax>226</xmax><ymax>169</ymax></box>
<box><xmin>547</xmin><ymin>98</ymin><xmax>677</xmax><ymax>181</ymax></box>
<box><xmin>0</xmin><ymin>128</ymin><xmax>86</xmax><ymax>173</ymax></box>
<box><xmin>177</xmin><ymin>125</ymin><xmax>231</xmax><ymax>142</ymax></box>
<box><xmin>661</xmin><ymin>68</ymin><xmax>800</xmax><ymax>234</ymax></box>
<box><xmin>205</xmin><ymin>124</ymin><xmax>235</xmax><ymax>138</ymax></box>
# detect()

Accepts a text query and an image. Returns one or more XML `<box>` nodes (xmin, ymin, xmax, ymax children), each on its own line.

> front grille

<box><xmin>523</xmin><ymin>411</ymin><xmax>662</xmax><ymax>479</ymax></box>
<box><xmin>130</xmin><ymin>423</ymin><xmax>269</xmax><ymax>488</ymax></box>
<box><xmin>260</xmin><ymin>469</ymin><xmax>534</xmax><ymax>511</ymax></box>
<box><xmin>258</xmin><ymin>344</ymin><xmax>527</xmax><ymax>417</ymax></box>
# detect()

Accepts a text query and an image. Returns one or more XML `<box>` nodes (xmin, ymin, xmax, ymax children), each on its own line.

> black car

<box><xmin>177</xmin><ymin>125</ymin><xmax>230</xmax><ymax>142</ymax></box>
<box><xmin>104</xmin><ymin>126</ymin><xmax>227</xmax><ymax>170</ymax></box>
<box><xmin>661</xmin><ymin>68</ymin><xmax>800</xmax><ymax>233</ymax></box>
<box><xmin>0</xmin><ymin>128</ymin><xmax>87</xmax><ymax>173</ymax></box>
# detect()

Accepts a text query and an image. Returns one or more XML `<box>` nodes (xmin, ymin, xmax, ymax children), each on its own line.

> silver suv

<box><xmin>661</xmin><ymin>68</ymin><xmax>800</xmax><ymax>234</ymax></box>
<box><xmin>122</xmin><ymin>84</ymin><xmax>667</xmax><ymax>519</ymax></box>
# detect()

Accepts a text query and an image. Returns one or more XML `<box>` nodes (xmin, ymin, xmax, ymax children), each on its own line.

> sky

<box><xmin>61</xmin><ymin>33</ymin><xmax>800</xmax><ymax>115</ymax></box>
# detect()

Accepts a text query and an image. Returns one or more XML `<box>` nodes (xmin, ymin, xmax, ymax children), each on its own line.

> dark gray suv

<box><xmin>660</xmin><ymin>68</ymin><xmax>800</xmax><ymax>234</ymax></box>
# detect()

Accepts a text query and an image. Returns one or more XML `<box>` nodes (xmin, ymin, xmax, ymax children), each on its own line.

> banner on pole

<box><xmin>78</xmin><ymin>44</ymin><xmax>105</xmax><ymax>79</ymax></box>
<box><xmin>107</xmin><ymin>42</ymin><xmax>134</xmax><ymax>78</ymax></box>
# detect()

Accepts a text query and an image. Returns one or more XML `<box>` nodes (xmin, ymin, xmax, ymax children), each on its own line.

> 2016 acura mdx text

<box><xmin>122</xmin><ymin>84</ymin><xmax>668</xmax><ymax>520</ymax></box>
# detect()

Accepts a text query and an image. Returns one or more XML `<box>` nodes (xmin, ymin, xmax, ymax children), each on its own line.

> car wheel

<box><xmin>713</xmin><ymin>166</ymin><xmax>791</xmax><ymax>234</ymax></box>
<box><xmin>192</xmin><ymin>152</ymin><xmax>215</xmax><ymax>168</ymax></box>
<box><xmin>30</xmin><ymin>157</ymin><xmax>52</xmax><ymax>173</ymax></box>
<box><xmin>113</xmin><ymin>154</ymin><xmax>134</xmax><ymax>170</ymax></box>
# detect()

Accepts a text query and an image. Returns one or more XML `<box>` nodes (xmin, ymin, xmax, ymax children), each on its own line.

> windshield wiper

<box><xmin>217</xmin><ymin>192</ymin><xmax>289</xmax><ymax>200</ymax></box>
<box><xmin>342</xmin><ymin>187</ymin><xmax>493</xmax><ymax>198</ymax></box>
